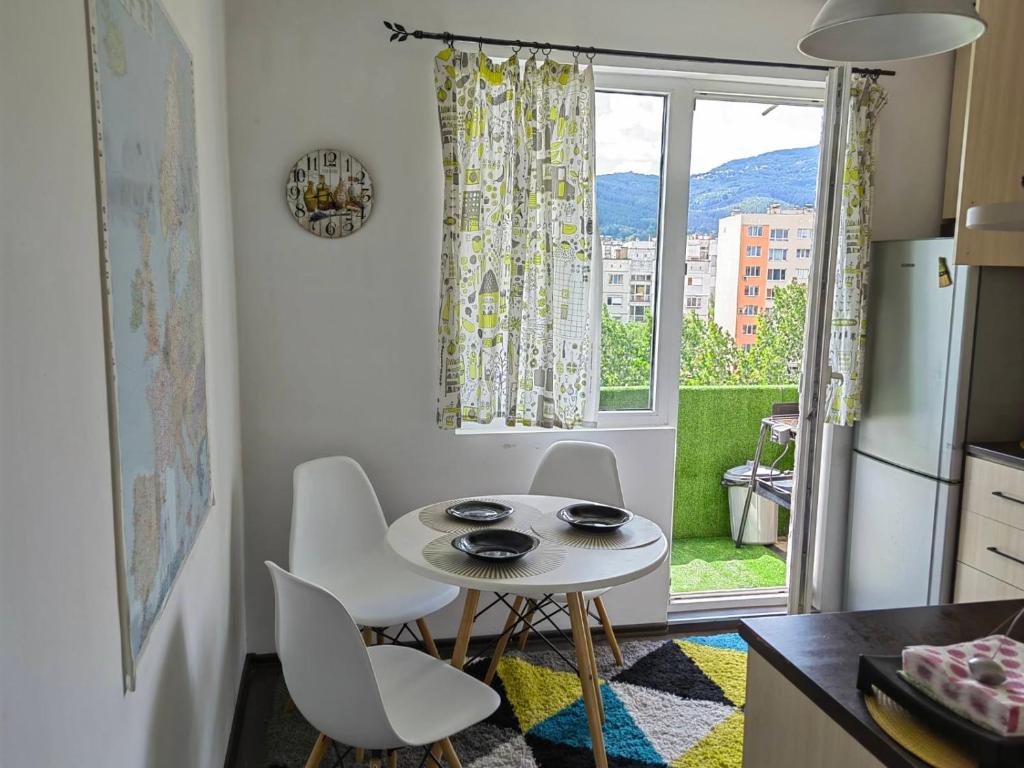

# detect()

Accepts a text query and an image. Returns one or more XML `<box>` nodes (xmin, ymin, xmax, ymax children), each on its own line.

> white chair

<box><xmin>512</xmin><ymin>441</ymin><xmax>626</xmax><ymax>666</ymax></box>
<box><xmin>267</xmin><ymin>562</ymin><xmax>499</xmax><ymax>768</ymax></box>
<box><xmin>290</xmin><ymin>456</ymin><xmax>459</xmax><ymax>656</ymax></box>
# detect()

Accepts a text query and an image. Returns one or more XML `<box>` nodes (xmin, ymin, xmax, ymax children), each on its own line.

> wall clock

<box><xmin>285</xmin><ymin>148</ymin><xmax>373</xmax><ymax>238</ymax></box>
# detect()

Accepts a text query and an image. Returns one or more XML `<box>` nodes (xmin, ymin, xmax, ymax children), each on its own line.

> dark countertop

<box><xmin>740</xmin><ymin>600</ymin><xmax>1024</xmax><ymax>768</ymax></box>
<box><xmin>967</xmin><ymin>441</ymin><xmax>1024</xmax><ymax>471</ymax></box>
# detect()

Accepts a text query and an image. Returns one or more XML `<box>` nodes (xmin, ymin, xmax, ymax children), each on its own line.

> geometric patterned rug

<box><xmin>264</xmin><ymin>633</ymin><xmax>747</xmax><ymax>768</ymax></box>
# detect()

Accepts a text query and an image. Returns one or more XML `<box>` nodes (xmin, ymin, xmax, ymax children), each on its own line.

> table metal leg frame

<box><xmin>464</xmin><ymin>592</ymin><xmax>578</xmax><ymax>673</ymax></box>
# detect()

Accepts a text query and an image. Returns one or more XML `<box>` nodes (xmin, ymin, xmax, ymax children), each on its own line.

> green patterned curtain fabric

<box><xmin>435</xmin><ymin>50</ymin><xmax>596</xmax><ymax>429</ymax></box>
<box><xmin>825</xmin><ymin>75</ymin><xmax>888</xmax><ymax>427</ymax></box>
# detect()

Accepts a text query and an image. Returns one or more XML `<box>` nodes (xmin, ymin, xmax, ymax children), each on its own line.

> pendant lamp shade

<box><xmin>799</xmin><ymin>0</ymin><xmax>986</xmax><ymax>62</ymax></box>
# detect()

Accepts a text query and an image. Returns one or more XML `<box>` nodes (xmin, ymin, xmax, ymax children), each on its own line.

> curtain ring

<box><xmin>478</xmin><ymin>39</ymin><xmax>484</xmax><ymax>54</ymax></box>
<box><xmin>572</xmin><ymin>48</ymin><xmax>581</xmax><ymax>64</ymax></box>
<box><xmin>586</xmin><ymin>48</ymin><xmax>597</xmax><ymax>63</ymax></box>
<box><xmin>443</xmin><ymin>33</ymin><xmax>455</xmax><ymax>51</ymax></box>
<box><xmin>512</xmin><ymin>42</ymin><xmax>522</xmax><ymax>56</ymax></box>
<box><xmin>529</xmin><ymin>45</ymin><xmax>539</xmax><ymax>56</ymax></box>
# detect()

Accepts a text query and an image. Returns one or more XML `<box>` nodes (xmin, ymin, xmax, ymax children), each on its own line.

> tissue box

<box><xmin>901</xmin><ymin>634</ymin><xmax>1024</xmax><ymax>737</ymax></box>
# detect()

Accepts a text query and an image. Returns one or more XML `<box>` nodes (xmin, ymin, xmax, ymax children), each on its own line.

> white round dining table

<box><xmin>387</xmin><ymin>494</ymin><xmax>668</xmax><ymax>768</ymax></box>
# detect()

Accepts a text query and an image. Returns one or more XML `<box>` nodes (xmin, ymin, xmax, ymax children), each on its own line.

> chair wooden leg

<box><xmin>376</xmin><ymin>629</ymin><xmax>386</xmax><ymax>645</ymax></box>
<box><xmin>440</xmin><ymin>737</ymin><xmax>462</xmax><ymax>768</ymax></box>
<box><xmin>592</xmin><ymin>596</ymin><xmax>623</xmax><ymax>667</ymax></box>
<box><xmin>362</xmin><ymin>628</ymin><xmax>373</xmax><ymax>646</ymax></box>
<box><xmin>450</xmin><ymin>589</ymin><xmax>480</xmax><ymax>670</ymax></box>
<box><xmin>567</xmin><ymin>593</ymin><xmax>608</xmax><ymax>768</ymax></box>
<box><xmin>304</xmin><ymin>733</ymin><xmax>331</xmax><ymax>768</ymax></box>
<box><xmin>355</xmin><ymin>747</ymin><xmax>365</xmax><ymax>763</ymax></box>
<box><xmin>416</xmin><ymin>617</ymin><xmax>441</xmax><ymax>659</ymax></box>
<box><xmin>516</xmin><ymin>600</ymin><xmax>536</xmax><ymax>651</ymax></box>
<box><xmin>484</xmin><ymin>595</ymin><xmax>524</xmax><ymax>684</ymax></box>
<box><xmin>388</xmin><ymin>749</ymin><xmax>398</xmax><ymax>768</ymax></box>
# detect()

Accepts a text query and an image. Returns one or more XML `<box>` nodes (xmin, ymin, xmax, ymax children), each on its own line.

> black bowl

<box><xmin>556</xmin><ymin>503</ymin><xmax>634</xmax><ymax>531</ymax></box>
<box><xmin>446</xmin><ymin>499</ymin><xmax>513</xmax><ymax>523</ymax></box>
<box><xmin>451</xmin><ymin>529</ymin><xmax>539</xmax><ymax>562</ymax></box>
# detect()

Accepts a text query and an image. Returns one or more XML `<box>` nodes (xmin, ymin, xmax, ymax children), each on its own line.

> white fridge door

<box><xmin>854</xmin><ymin>239</ymin><xmax>976</xmax><ymax>482</ymax></box>
<box><xmin>845</xmin><ymin>452</ymin><xmax>959</xmax><ymax>610</ymax></box>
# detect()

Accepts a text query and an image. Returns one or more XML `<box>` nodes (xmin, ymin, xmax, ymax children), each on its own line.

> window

<box><xmin>607</xmin><ymin>296</ymin><xmax>622</xmax><ymax>306</ymax></box>
<box><xmin>742</xmin><ymin>343</ymin><xmax>753</xmax><ymax>351</ymax></box>
<box><xmin>747</xmin><ymin>225</ymin><xmax>764</xmax><ymax>237</ymax></box>
<box><xmin>796</xmin><ymin>268</ymin><xmax>810</xmax><ymax>280</ymax></box>
<box><xmin>687</xmin><ymin>276</ymin><xmax>703</xmax><ymax>287</ymax></box>
<box><xmin>630</xmin><ymin>305</ymin><xmax>648</xmax><ymax>321</ymax></box>
<box><xmin>746</xmin><ymin>245</ymin><xmax>762</xmax><ymax>258</ymax></box>
<box><xmin>741</xmin><ymin>305</ymin><xmax>759</xmax><ymax>316</ymax></box>
<box><xmin>796</xmin><ymin>248</ymin><xmax>811</xmax><ymax>259</ymax></box>
<box><xmin>685</xmin><ymin>297</ymin><xmax>702</xmax><ymax>308</ymax></box>
<box><xmin>768</xmin><ymin>248</ymin><xmax>787</xmax><ymax>261</ymax></box>
<box><xmin>742</xmin><ymin>323</ymin><xmax>757</xmax><ymax>335</ymax></box>
<box><xmin>768</xmin><ymin>268</ymin><xmax>787</xmax><ymax>281</ymax></box>
<box><xmin>608</xmin><ymin>273</ymin><xmax>624</xmax><ymax>285</ymax></box>
<box><xmin>744</xmin><ymin>285</ymin><xmax>759</xmax><ymax>296</ymax></box>
<box><xmin>745</xmin><ymin>266</ymin><xmax>761</xmax><ymax>277</ymax></box>
<box><xmin>766</xmin><ymin>287</ymin><xmax>775</xmax><ymax>299</ymax></box>
<box><xmin>770</xmin><ymin>228</ymin><xmax>789</xmax><ymax>240</ymax></box>
<box><xmin>797</xmin><ymin>228</ymin><xmax>813</xmax><ymax>239</ymax></box>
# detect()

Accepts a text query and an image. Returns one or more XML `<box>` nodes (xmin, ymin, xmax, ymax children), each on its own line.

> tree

<box><xmin>600</xmin><ymin>305</ymin><xmax>654</xmax><ymax>387</ymax></box>
<box><xmin>739</xmin><ymin>283</ymin><xmax>807</xmax><ymax>385</ymax></box>
<box><xmin>679</xmin><ymin>309</ymin><xmax>740</xmax><ymax>385</ymax></box>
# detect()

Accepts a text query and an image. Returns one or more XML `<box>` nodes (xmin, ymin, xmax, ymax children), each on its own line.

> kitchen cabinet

<box><xmin>949</xmin><ymin>0</ymin><xmax>1024</xmax><ymax>266</ymax></box>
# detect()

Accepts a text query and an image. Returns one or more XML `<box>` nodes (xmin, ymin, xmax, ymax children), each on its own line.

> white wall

<box><xmin>0</xmin><ymin>0</ymin><xmax>246</xmax><ymax>766</ymax></box>
<box><xmin>225</xmin><ymin>0</ymin><xmax>956</xmax><ymax>652</ymax></box>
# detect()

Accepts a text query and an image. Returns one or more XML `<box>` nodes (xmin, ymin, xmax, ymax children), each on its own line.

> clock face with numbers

<box><xmin>285</xmin><ymin>149</ymin><xmax>373</xmax><ymax>238</ymax></box>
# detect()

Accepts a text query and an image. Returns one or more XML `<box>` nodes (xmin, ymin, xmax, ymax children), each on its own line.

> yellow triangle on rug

<box><xmin>676</xmin><ymin>640</ymin><xmax>747</xmax><ymax>707</ymax></box>
<box><xmin>497</xmin><ymin>656</ymin><xmax>585</xmax><ymax>732</ymax></box>
<box><xmin>671</xmin><ymin>710</ymin><xmax>745</xmax><ymax>768</ymax></box>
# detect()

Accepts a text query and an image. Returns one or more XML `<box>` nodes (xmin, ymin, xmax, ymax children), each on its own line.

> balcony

<box><xmin>600</xmin><ymin>384</ymin><xmax>797</xmax><ymax>594</ymax></box>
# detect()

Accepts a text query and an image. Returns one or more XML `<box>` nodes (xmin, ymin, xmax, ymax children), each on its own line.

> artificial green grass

<box><xmin>674</xmin><ymin>385</ymin><xmax>797</xmax><ymax>538</ymax></box>
<box><xmin>670</xmin><ymin>536</ymin><xmax>787</xmax><ymax>593</ymax></box>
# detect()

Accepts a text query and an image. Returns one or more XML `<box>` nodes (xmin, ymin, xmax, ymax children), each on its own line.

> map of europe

<box><xmin>91</xmin><ymin>0</ymin><xmax>211</xmax><ymax>684</ymax></box>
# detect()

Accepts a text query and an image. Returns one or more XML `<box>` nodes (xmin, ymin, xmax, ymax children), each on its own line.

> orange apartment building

<box><xmin>714</xmin><ymin>205</ymin><xmax>815</xmax><ymax>348</ymax></box>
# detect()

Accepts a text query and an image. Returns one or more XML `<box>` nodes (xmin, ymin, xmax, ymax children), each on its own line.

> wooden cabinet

<box><xmin>948</xmin><ymin>0</ymin><xmax>1024</xmax><ymax>266</ymax></box>
<box><xmin>954</xmin><ymin>456</ymin><xmax>1024</xmax><ymax>601</ymax></box>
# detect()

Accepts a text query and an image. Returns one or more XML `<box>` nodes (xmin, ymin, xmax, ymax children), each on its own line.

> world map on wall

<box><xmin>90</xmin><ymin>0</ymin><xmax>211</xmax><ymax>685</ymax></box>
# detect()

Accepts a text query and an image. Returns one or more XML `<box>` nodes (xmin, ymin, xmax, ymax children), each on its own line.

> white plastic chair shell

<box><xmin>289</xmin><ymin>456</ymin><xmax>458</xmax><ymax>627</ymax></box>
<box><xmin>267</xmin><ymin>562</ymin><xmax>499</xmax><ymax>751</ymax></box>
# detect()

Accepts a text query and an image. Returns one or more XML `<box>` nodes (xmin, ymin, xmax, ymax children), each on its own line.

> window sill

<box><xmin>455</xmin><ymin>419</ymin><xmax>674</xmax><ymax>436</ymax></box>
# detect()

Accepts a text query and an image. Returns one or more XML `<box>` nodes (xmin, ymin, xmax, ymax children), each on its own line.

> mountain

<box><xmin>596</xmin><ymin>145</ymin><xmax>819</xmax><ymax>238</ymax></box>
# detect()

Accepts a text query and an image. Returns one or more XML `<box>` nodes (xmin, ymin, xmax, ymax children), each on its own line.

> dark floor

<box><xmin>226</xmin><ymin>619</ymin><xmax>740</xmax><ymax>768</ymax></box>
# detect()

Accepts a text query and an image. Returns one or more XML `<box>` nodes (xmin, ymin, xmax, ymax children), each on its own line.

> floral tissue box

<box><xmin>901</xmin><ymin>634</ymin><xmax>1024</xmax><ymax>737</ymax></box>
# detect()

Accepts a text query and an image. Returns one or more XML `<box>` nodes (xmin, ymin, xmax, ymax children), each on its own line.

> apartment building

<box><xmin>683</xmin><ymin>235</ymin><xmax>717</xmax><ymax>322</ymax></box>
<box><xmin>714</xmin><ymin>205</ymin><xmax>814</xmax><ymax>348</ymax></box>
<box><xmin>601</xmin><ymin>238</ymin><xmax>657</xmax><ymax>322</ymax></box>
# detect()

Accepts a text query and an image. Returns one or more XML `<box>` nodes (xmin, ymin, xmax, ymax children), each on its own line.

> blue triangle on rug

<box><xmin>681</xmin><ymin>632</ymin><xmax>748</xmax><ymax>652</ymax></box>
<box><xmin>528</xmin><ymin>684</ymin><xmax>663</xmax><ymax>765</ymax></box>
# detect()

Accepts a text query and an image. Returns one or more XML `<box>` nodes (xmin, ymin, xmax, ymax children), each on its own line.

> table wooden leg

<box><xmin>484</xmin><ymin>595</ymin><xmax>524</xmax><ymax>684</ymax></box>
<box><xmin>304</xmin><ymin>732</ymin><xmax>331</xmax><ymax>768</ymax></box>
<box><xmin>567</xmin><ymin>593</ymin><xmax>607</xmax><ymax>768</ymax></box>
<box><xmin>593</xmin><ymin>596</ymin><xmax>623</xmax><ymax>667</ymax></box>
<box><xmin>450</xmin><ymin>589</ymin><xmax>480</xmax><ymax>670</ymax></box>
<box><xmin>517</xmin><ymin>599</ymin><xmax>536</xmax><ymax>651</ymax></box>
<box><xmin>416</xmin><ymin>617</ymin><xmax>441</xmax><ymax>659</ymax></box>
<box><xmin>582</xmin><ymin>600</ymin><xmax>605</xmax><ymax>724</ymax></box>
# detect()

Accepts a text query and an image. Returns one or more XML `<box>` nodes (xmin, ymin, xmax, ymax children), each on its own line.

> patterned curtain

<box><xmin>825</xmin><ymin>75</ymin><xmax>888</xmax><ymax>427</ymax></box>
<box><xmin>434</xmin><ymin>50</ymin><xmax>596</xmax><ymax>429</ymax></box>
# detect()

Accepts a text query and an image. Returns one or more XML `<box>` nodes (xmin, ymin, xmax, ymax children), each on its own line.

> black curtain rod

<box><xmin>383</xmin><ymin>21</ymin><xmax>896</xmax><ymax>78</ymax></box>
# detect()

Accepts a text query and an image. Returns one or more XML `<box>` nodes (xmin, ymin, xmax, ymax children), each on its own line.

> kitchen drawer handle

<box><xmin>988</xmin><ymin>546</ymin><xmax>1024</xmax><ymax>567</ymax></box>
<box><xmin>992</xmin><ymin>491</ymin><xmax>1024</xmax><ymax>507</ymax></box>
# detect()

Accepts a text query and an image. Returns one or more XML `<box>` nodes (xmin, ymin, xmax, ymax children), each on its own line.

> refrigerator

<box><xmin>844</xmin><ymin>238</ymin><xmax>977</xmax><ymax>610</ymax></box>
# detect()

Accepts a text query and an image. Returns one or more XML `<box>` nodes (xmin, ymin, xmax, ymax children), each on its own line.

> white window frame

<box><xmin>770</xmin><ymin>228</ymin><xmax>790</xmax><ymax>241</ymax></box>
<box><xmin>746</xmin><ymin>245</ymin><xmax>762</xmax><ymax>258</ymax></box>
<box><xmin>588</xmin><ymin>70</ymin><xmax>827</xmax><ymax>430</ymax></box>
<box><xmin>769</xmin><ymin>248</ymin><xmax>787</xmax><ymax>261</ymax></box>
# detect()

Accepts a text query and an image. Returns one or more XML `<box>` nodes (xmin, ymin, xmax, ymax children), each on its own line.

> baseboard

<box><xmin>223</xmin><ymin>653</ymin><xmax>278</xmax><ymax>768</ymax></box>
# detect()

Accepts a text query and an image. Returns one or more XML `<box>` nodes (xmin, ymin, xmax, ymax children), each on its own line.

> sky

<box><xmin>594</xmin><ymin>92</ymin><xmax>824</xmax><ymax>176</ymax></box>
